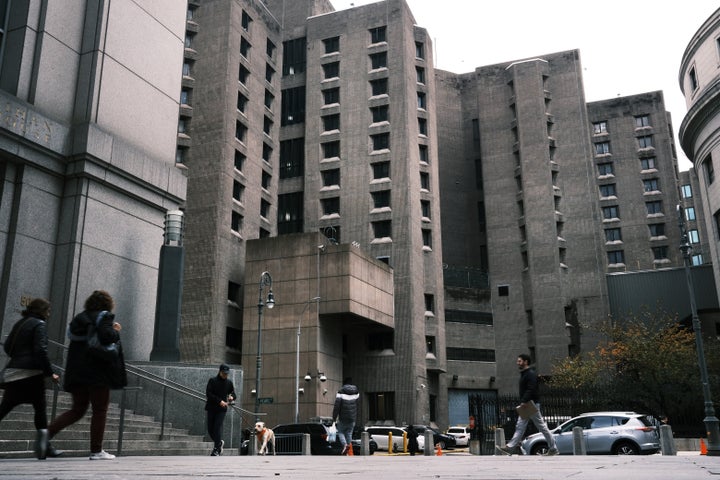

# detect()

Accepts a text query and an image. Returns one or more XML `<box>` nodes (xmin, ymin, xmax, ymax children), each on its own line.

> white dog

<box><xmin>254</xmin><ymin>421</ymin><xmax>275</xmax><ymax>455</ymax></box>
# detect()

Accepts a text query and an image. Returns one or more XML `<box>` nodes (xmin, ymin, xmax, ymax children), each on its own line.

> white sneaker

<box><xmin>89</xmin><ymin>450</ymin><xmax>116</xmax><ymax>460</ymax></box>
<box><xmin>219</xmin><ymin>440</ymin><xmax>224</xmax><ymax>455</ymax></box>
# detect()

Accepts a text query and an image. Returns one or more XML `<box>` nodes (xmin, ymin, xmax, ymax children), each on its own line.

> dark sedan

<box><xmin>412</xmin><ymin>425</ymin><xmax>457</xmax><ymax>449</ymax></box>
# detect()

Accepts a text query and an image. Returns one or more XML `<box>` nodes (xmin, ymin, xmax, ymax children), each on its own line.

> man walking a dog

<box><xmin>332</xmin><ymin>377</ymin><xmax>360</xmax><ymax>455</ymax></box>
<box><xmin>205</xmin><ymin>364</ymin><xmax>236</xmax><ymax>456</ymax></box>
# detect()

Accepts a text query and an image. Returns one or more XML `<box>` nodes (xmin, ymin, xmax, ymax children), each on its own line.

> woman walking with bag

<box><xmin>47</xmin><ymin>290</ymin><xmax>127</xmax><ymax>460</ymax></box>
<box><xmin>0</xmin><ymin>298</ymin><xmax>60</xmax><ymax>459</ymax></box>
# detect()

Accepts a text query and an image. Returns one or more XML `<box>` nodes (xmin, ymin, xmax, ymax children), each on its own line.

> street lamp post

<box><xmin>295</xmin><ymin>297</ymin><xmax>321</xmax><ymax>424</ymax></box>
<box><xmin>255</xmin><ymin>271</ymin><xmax>275</xmax><ymax>422</ymax></box>
<box><xmin>677</xmin><ymin>205</ymin><xmax>720</xmax><ymax>455</ymax></box>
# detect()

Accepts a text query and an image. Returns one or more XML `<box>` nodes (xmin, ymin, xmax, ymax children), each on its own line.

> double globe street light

<box><xmin>254</xmin><ymin>271</ymin><xmax>274</xmax><ymax>422</ymax></box>
<box><xmin>677</xmin><ymin>205</ymin><xmax>719</xmax><ymax>455</ymax></box>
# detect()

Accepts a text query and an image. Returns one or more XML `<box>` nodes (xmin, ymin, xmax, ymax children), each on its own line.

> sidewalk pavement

<box><xmin>1</xmin><ymin>451</ymin><xmax>718</xmax><ymax>479</ymax></box>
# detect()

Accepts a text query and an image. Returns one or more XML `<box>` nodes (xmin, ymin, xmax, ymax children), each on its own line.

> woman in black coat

<box><xmin>0</xmin><ymin>298</ymin><xmax>59</xmax><ymax>459</ymax></box>
<box><xmin>47</xmin><ymin>290</ymin><xmax>127</xmax><ymax>460</ymax></box>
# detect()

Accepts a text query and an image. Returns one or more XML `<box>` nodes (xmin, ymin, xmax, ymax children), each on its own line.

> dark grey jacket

<box><xmin>332</xmin><ymin>383</ymin><xmax>360</xmax><ymax>424</ymax></box>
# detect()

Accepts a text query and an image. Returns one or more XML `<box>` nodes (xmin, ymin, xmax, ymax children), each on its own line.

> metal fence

<box><xmin>273</xmin><ymin>434</ymin><xmax>304</xmax><ymax>455</ymax></box>
<box><xmin>469</xmin><ymin>387</ymin><xmax>707</xmax><ymax>454</ymax></box>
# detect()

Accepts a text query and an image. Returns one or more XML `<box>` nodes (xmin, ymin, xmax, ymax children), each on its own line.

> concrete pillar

<box><xmin>249</xmin><ymin>435</ymin><xmax>257</xmax><ymax>456</ymax></box>
<box><xmin>423</xmin><ymin>430</ymin><xmax>433</xmax><ymax>456</ymax></box>
<box><xmin>361</xmin><ymin>431</ymin><xmax>371</xmax><ymax>456</ymax></box>
<box><xmin>572</xmin><ymin>426</ymin><xmax>586</xmax><ymax>455</ymax></box>
<box><xmin>301</xmin><ymin>433</ymin><xmax>311</xmax><ymax>455</ymax></box>
<box><xmin>660</xmin><ymin>425</ymin><xmax>677</xmax><ymax>455</ymax></box>
<box><xmin>469</xmin><ymin>439</ymin><xmax>481</xmax><ymax>455</ymax></box>
<box><xmin>495</xmin><ymin>428</ymin><xmax>506</xmax><ymax>451</ymax></box>
<box><xmin>150</xmin><ymin>211</ymin><xmax>184</xmax><ymax>362</ymax></box>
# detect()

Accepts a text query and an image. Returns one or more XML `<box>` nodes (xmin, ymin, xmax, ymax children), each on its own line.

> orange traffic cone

<box><xmin>700</xmin><ymin>439</ymin><xmax>708</xmax><ymax>455</ymax></box>
<box><xmin>435</xmin><ymin>443</ymin><xmax>443</xmax><ymax>456</ymax></box>
<box><xmin>347</xmin><ymin>444</ymin><xmax>354</xmax><ymax>456</ymax></box>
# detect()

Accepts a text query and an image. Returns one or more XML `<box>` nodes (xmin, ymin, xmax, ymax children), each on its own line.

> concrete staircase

<box><xmin>0</xmin><ymin>390</ymin><xmax>238</xmax><ymax>458</ymax></box>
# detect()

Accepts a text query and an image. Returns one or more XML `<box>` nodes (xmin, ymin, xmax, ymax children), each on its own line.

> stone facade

<box><xmin>241</xmin><ymin>232</ymin><xmax>394</xmax><ymax>426</ymax></box>
<box><xmin>679</xmin><ymin>7</ymin><xmax>720</xmax><ymax>305</ymax></box>
<box><xmin>0</xmin><ymin>0</ymin><xmax>186</xmax><ymax>362</ymax></box>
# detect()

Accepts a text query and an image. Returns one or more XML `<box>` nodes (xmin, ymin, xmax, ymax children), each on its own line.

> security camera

<box><xmin>319</xmin><ymin>373</ymin><xmax>327</xmax><ymax>382</ymax></box>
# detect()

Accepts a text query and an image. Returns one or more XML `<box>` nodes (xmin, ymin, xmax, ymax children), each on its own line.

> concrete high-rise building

<box><xmin>179</xmin><ymin>0</ymin><xmax>690</xmax><ymax>428</ymax></box>
<box><xmin>179</xmin><ymin>0</ymin><xmax>284</xmax><ymax>365</ymax></box>
<box><xmin>0</xmin><ymin>0</ymin><xmax>186</xmax><ymax>361</ymax></box>
<box><xmin>180</xmin><ymin>0</ymin><xmax>445</xmax><ymax>426</ymax></box>
<box><xmin>587</xmin><ymin>92</ymin><xmax>683</xmax><ymax>272</ymax></box>
<box><xmin>181</xmin><ymin>0</ymin><xmax>447</xmax><ymax>423</ymax></box>
<box><xmin>436</xmin><ymin>51</ymin><xmax>610</xmax><ymax>399</ymax></box>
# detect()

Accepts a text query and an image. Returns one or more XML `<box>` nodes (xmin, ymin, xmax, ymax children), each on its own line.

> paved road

<box><xmin>1</xmin><ymin>452</ymin><xmax>718</xmax><ymax>479</ymax></box>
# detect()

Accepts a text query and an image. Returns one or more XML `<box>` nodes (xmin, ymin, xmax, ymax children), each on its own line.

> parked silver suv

<box><xmin>520</xmin><ymin>411</ymin><xmax>660</xmax><ymax>455</ymax></box>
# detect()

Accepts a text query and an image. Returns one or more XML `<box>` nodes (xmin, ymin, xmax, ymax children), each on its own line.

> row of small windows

<box><xmin>607</xmin><ymin>247</ymin><xmax>672</xmax><ymax>264</ymax></box>
<box><xmin>594</xmin><ymin>136</ymin><xmax>654</xmax><ymax>155</ymax></box>
<box><xmin>312</xmin><ymin>191</ymin><xmax>430</xmax><ymax>217</ymax></box>
<box><xmin>320</xmin><ymin>26</ymin><xmax>425</xmax><ymax>58</ymax></box>
<box><xmin>597</xmin><ymin>157</ymin><xmax>660</xmax><ymax>177</ymax></box>
<box><xmin>602</xmin><ymin>203</ymin><xmax>695</xmax><ymax>221</ymax></box>
<box><xmin>608</xmin><ymin>248</ymin><xmax>703</xmax><ymax>266</ymax></box>
<box><xmin>605</xmin><ymin>224</ymin><xmax>700</xmax><ymax>243</ymax></box>
<box><xmin>593</xmin><ymin>115</ymin><xmax>651</xmax><ymax>135</ymax></box>
<box><xmin>598</xmin><ymin>178</ymin><xmax>661</xmax><ymax>198</ymax></box>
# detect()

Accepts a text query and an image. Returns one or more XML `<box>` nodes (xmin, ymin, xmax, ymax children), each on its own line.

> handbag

<box><xmin>1</xmin><ymin>316</ymin><xmax>35</xmax><ymax>387</ymax></box>
<box><xmin>86</xmin><ymin>311</ymin><xmax>120</xmax><ymax>363</ymax></box>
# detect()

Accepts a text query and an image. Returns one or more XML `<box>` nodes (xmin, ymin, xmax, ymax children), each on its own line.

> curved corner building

<box><xmin>679</xmin><ymin>7</ymin><xmax>720</xmax><ymax>300</ymax></box>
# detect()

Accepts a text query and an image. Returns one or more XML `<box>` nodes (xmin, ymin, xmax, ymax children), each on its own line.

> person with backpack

<box><xmin>47</xmin><ymin>290</ymin><xmax>127</xmax><ymax>460</ymax></box>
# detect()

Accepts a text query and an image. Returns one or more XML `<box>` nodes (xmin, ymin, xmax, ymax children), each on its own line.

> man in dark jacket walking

<box><xmin>497</xmin><ymin>353</ymin><xmax>558</xmax><ymax>456</ymax></box>
<box><xmin>205</xmin><ymin>364</ymin><xmax>235</xmax><ymax>456</ymax></box>
<box><xmin>332</xmin><ymin>377</ymin><xmax>359</xmax><ymax>455</ymax></box>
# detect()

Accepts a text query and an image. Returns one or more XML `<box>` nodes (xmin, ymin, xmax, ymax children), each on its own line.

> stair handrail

<box><xmin>46</xmin><ymin>338</ymin><xmax>263</xmax><ymax>453</ymax></box>
<box><xmin>47</xmin><ymin>339</ymin><xmax>260</xmax><ymax>417</ymax></box>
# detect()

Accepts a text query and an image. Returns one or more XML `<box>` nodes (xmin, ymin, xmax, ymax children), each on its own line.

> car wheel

<box><xmin>438</xmin><ymin>440</ymin><xmax>446</xmax><ymax>449</ymax></box>
<box><xmin>613</xmin><ymin>441</ymin><xmax>639</xmax><ymax>455</ymax></box>
<box><xmin>530</xmin><ymin>443</ymin><xmax>548</xmax><ymax>455</ymax></box>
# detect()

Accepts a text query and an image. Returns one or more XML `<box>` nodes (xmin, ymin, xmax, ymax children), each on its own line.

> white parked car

<box><xmin>446</xmin><ymin>426</ymin><xmax>471</xmax><ymax>447</ymax></box>
<box><xmin>365</xmin><ymin>426</ymin><xmax>425</xmax><ymax>452</ymax></box>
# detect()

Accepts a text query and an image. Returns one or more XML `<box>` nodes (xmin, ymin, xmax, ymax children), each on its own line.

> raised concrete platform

<box><xmin>0</xmin><ymin>451</ymin><xmax>717</xmax><ymax>479</ymax></box>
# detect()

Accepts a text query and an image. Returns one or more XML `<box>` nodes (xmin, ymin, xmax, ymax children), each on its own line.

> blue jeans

<box><xmin>507</xmin><ymin>403</ymin><xmax>556</xmax><ymax>450</ymax></box>
<box><xmin>336</xmin><ymin>421</ymin><xmax>355</xmax><ymax>447</ymax></box>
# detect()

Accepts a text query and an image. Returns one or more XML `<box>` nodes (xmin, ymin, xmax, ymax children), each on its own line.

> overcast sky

<box><xmin>331</xmin><ymin>0</ymin><xmax>719</xmax><ymax>170</ymax></box>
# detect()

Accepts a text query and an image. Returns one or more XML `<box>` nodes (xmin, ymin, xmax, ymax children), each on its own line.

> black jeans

<box><xmin>207</xmin><ymin>409</ymin><xmax>227</xmax><ymax>451</ymax></box>
<box><xmin>0</xmin><ymin>375</ymin><xmax>47</xmax><ymax>429</ymax></box>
